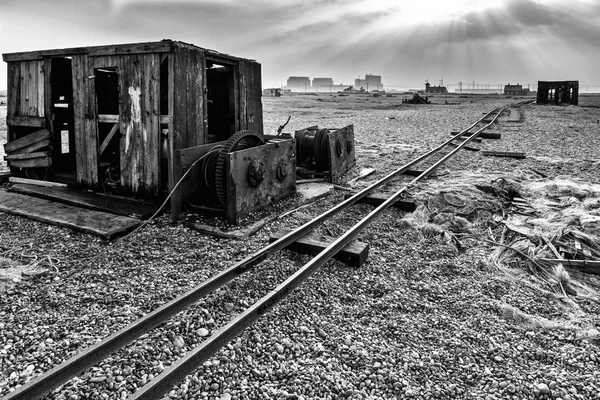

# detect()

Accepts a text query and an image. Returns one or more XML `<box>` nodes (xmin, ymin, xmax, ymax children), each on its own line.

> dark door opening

<box><xmin>50</xmin><ymin>57</ymin><xmax>76</xmax><ymax>175</ymax></box>
<box><xmin>95</xmin><ymin>67</ymin><xmax>121</xmax><ymax>191</ymax></box>
<box><xmin>206</xmin><ymin>61</ymin><xmax>235</xmax><ymax>143</ymax></box>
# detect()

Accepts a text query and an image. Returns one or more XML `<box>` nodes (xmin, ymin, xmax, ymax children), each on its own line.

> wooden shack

<box><xmin>2</xmin><ymin>40</ymin><xmax>263</xmax><ymax>216</ymax></box>
<box><xmin>536</xmin><ymin>81</ymin><xmax>578</xmax><ymax>106</ymax></box>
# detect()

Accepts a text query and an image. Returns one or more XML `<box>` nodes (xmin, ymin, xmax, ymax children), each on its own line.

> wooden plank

<box><xmin>98</xmin><ymin>114</ymin><xmax>119</xmax><ymax>123</ymax></box>
<box><xmin>7</xmin><ymin>62</ymin><xmax>21</xmax><ymax>117</ymax></box>
<box><xmin>99</xmin><ymin>123</ymin><xmax>119</xmax><ymax>155</ymax></box>
<box><xmin>9</xmin><ymin>157</ymin><xmax>52</xmax><ymax>168</ymax></box>
<box><xmin>238</xmin><ymin>61</ymin><xmax>248</xmax><ymax>132</ymax></box>
<box><xmin>100</xmin><ymin>114</ymin><xmax>171</xmax><ymax>124</ymax></box>
<box><xmin>72</xmin><ymin>54</ymin><xmax>99</xmax><ymax>185</ymax></box>
<box><xmin>3</xmin><ymin>41</ymin><xmax>172</xmax><ymax>62</ymax></box>
<box><xmin>0</xmin><ymin>191</ymin><xmax>140</xmax><ymax>239</ymax></box>
<box><xmin>88</xmin><ymin>41</ymin><xmax>171</xmax><ymax>57</ymax></box>
<box><xmin>37</xmin><ymin>60</ymin><xmax>45</xmax><ymax>117</ymax></box>
<box><xmin>9</xmin><ymin>183</ymin><xmax>157</xmax><ymax>219</ymax></box>
<box><xmin>167</xmin><ymin>53</ymin><xmax>179</xmax><ymax>220</ymax></box>
<box><xmin>5</xmin><ymin>150</ymin><xmax>52</xmax><ymax>161</ymax></box>
<box><xmin>482</xmin><ymin>151</ymin><xmax>526</xmax><ymax>159</ymax></box>
<box><xmin>119</xmin><ymin>53</ymin><xmax>160</xmax><ymax>194</ymax></box>
<box><xmin>269</xmin><ymin>229</ymin><xmax>369</xmax><ymax>267</ymax></box>
<box><xmin>343</xmin><ymin>192</ymin><xmax>417</xmax><ymax>212</ymax></box>
<box><xmin>171</xmin><ymin>46</ymin><xmax>188</xmax><ymax>218</ymax></box>
<box><xmin>9</xmin><ymin>177</ymin><xmax>67</xmax><ymax>187</ymax></box>
<box><xmin>143</xmin><ymin>53</ymin><xmax>160</xmax><ymax>194</ymax></box>
<box><xmin>4</xmin><ymin>129</ymin><xmax>51</xmax><ymax>153</ymax></box>
<box><xmin>6</xmin><ymin>115</ymin><xmax>46</xmax><ymax>128</ymax></box>
<box><xmin>10</xmin><ymin>138</ymin><xmax>52</xmax><ymax>155</ymax></box>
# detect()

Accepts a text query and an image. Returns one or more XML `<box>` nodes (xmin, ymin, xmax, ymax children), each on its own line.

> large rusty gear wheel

<box><xmin>215</xmin><ymin>130</ymin><xmax>265</xmax><ymax>207</ymax></box>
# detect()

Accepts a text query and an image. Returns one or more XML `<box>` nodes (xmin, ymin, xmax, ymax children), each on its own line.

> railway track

<box><xmin>3</xmin><ymin>104</ymin><xmax>516</xmax><ymax>400</ymax></box>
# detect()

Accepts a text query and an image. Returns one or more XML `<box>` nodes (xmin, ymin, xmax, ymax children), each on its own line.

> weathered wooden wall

<box><xmin>238</xmin><ymin>60</ymin><xmax>263</xmax><ymax>135</ymax></box>
<box><xmin>71</xmin><ymin>54</ymin><xmax>98</xmax><ymax>185</ymax></box>
<box><xmin>173</xmin><ymin>45</ymin><xmax>206</xmax><ymax>149</ymax></box>
<box><xmin>7</xmin><ymin>60</ymin><xmax>46</xmax><ymax>117</ymax></box>
<box><xmin>117</xmin><ymin>53</ymin><xmax>161</xmax><ymax>193</ymax></box>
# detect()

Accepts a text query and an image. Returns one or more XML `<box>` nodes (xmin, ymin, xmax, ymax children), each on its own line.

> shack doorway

<box><xmin>50</xmin><ymin>57</ymin><xmax>76</xmax><ymax>177</ymax></box>
<box><xmin>206</xmin><ymin>60</ymin><xmax>235</xmax><ymax>143</ymax></box>
<box><xmin>95</xmin><ymin>67</ymin><xmax>121</xmax><ymax>191</ymax></box>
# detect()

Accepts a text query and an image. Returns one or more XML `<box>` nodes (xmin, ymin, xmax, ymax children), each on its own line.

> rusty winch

<box><xmin>294</xmin><ymin>125</ymin><xmax>356</xmax><ymax>183</ymax></box>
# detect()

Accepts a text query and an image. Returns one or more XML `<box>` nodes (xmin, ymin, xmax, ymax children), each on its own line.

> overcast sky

<box><xmin>1</xmin><ymin>0</ymin><xmax>599</xmax><ymax>91</ymax></box>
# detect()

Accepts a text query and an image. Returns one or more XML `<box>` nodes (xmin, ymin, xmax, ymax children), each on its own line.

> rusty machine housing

<box><xmin>294</xmin><ymin>125</ymin><xmax>356</xmax><ymax>183</ymax></box>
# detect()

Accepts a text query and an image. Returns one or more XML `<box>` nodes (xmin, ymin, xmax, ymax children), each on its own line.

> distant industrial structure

<box><xmin>285</xmin><ymin>76</ymin><xmax>311</xmax><ymax>92</ymax></box>
<box><xmin>504</xmin><ymin>83</ymin><xmax>532</xmax><ymax>96</ymax></box>
<box><xmin>425</xmin><ymin>82</ymin><xmax>448</xmax><ymax>94</ymax></box>
<box><xmin>285</xmin><ymin>75</ymin><xmax>378</xmax><ymax>92</ymax></box>
<box><xmin>537</xmin><ymin>81</ymin><xmax>579</xmax><ymax>105</ymax></box>
<box><xmin>354</xmin><ymin>74</ymin><xmax>383</xmax><ymax>91</ymax></box>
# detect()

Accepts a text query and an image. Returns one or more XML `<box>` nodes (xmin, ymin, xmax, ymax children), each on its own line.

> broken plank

<box><xmin>6</xmin><ymin>115</ymin><xmax>46</xmax><ymax>128</ymax></box>
<box><xmin>269</xmin><ymin>229</ymin><xmax>369</xmax><ymax>267</ymax></box>
<box><xmin>482</xmin><ymin>151</ymin><xmax>526</xmax><ymax>159</ymax></box>
<box><xmin>99</xmin><ymin>123</ymin><xmax>120</xmax><ymax>155</ymax></box>
<box><xmin>9</xmin><ymin>157</ymin><xmax>52</xmax><ymax>168</ymax></box>
<box><xmin>344</xmin><ymin>192</ymin><xmax>416</xmax><ymax>212</ymax></box>
<box><xmin>5</xmin><ymin>150</ymin><xmax>52</xmax><ymax>161</ymax></box>
<box><xmin>4</xmin><ymin>129</ymin><xmax>51</xmax><ymax>154</ymax></box>
<box><xmin>8</xmin><ymin>177</ymin><xmax>67</xmax><ymax>187</ymax></box>
<box><xmin>0</xmin><ymin>191</ymin><xmax>140</xmax><ymax>239</ymax></box>
<box><xmin>9</xmin><ymin>183</ymin><xmax>157</xmax><ymax>219</ymax></box>
<box><xmin>9</xmin><ymin>138</ymin><xmax>52</xmax><ymax>155</ymax></box>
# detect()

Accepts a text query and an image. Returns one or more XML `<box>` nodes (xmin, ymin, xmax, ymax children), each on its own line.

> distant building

<box><xmin>285</xmin><ymin>76</ymin><xmax>311</xmax><ymax>91</ymax></box>
<box><xmin>312</xmin><ymin>78</ymin><xmax>334</xmax><ymax>88</ymax></box>
<box><xmin>262</xmin><ymin>88</ymin><xmax>281</xmax><ymax>97</ymax></box>
<box><xmin>537</xmin><ymin>81</ymin><xmax>579</xmax><ymax>105</ymax></box>
<box><xmin>354</xmin><ymin>74</ymin><xmax>383</xmax><ymax>91</ymax></box>
<box><xmin>425</xmin><ymin>82</ymin><xmax>448</xmax><ymax>94</ymax></box>
<box><xmin>504</xmin><ymin>83</ymin><xmax>531</xmax><ymax>96</ymax></box>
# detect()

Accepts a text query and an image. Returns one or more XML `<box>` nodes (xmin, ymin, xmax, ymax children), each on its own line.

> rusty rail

<box><xmin>2</xmin><ymin>107</ymin><xmax>506</xmax><ymax>400</ymax></box>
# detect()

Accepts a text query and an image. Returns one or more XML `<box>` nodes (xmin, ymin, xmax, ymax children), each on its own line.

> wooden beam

<box><xmin>8</xmin><ymin>157</ymin><xmax>52</xmax><ymax>168</ymax></box>
<box><xmin>344</xmin><ymin>192</ymin><xmax>416</xmax><ymax>212</ymax></box>
<box><xmin>482</xmin><ymin>151</ymin><xmax>526</xmax><ymax>159</ymax></box>
<box><xmin>99</xmin><ymin>123</ymin><xmax>119</xmax><ymax>155</ymax></box>
<box><xmin>402</xmin><ymin>169</ymin><xmax>425</xmax><ymax>177</ymax></box>
<box><xmin>9</xmin><ymin>177</ymin><xmax>68</xmax><ymax>187</ymax></box>
<box><xmin>4</xmin><ymin>129</ymin><xmax>51</xmax><ymax>154</ymax></box>
<box><xmin>5</xmin><ymin>150</ymin><xmax>51</xmax><ymax>161</ymax></box>
<box><xmin>9</xmin><ymin>139</ymin><xmax>52</xmax><ymax>155</ymax></box>
<box><xmin>3</xmin><ymin>41</ymin><xmax>172</xmax><ymax>62</ymax></box>
<box><xmin>6</xmin><ymin>115</ymin><xmax>46</xmax><ymax>128</ymax></box>
<box><xmin>269</xmin><ymin>229</ymin><xmax>370</xmax><ymax>267</ymax></box>
<box><xmin>98</xmin><ymin>114</ymin><xmax>119</xmax><ymax>123</ymax></box>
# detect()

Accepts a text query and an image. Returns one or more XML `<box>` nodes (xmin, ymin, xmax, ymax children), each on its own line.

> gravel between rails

<box><xmin>1</xmin><ymin>94</ymin><xmax>600</xmax><ymax>400</ymax></box>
